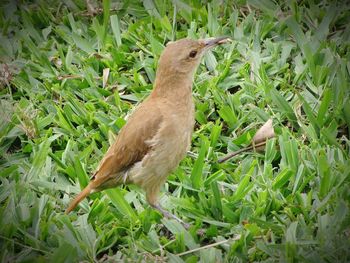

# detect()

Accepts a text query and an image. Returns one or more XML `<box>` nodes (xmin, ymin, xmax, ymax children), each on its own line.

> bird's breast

<box><xmin>129</xmin><ymin>98</ymin><xmax>195</xmax><ymax>188</ymax></box>
<box><xmin>163</xmin><ymin>101</ymin><xmax>195</xmax><ymax>160</ymax></box>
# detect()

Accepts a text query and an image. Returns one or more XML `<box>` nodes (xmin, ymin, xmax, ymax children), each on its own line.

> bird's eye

<box><xmin>189</xmin><ymin>50</ymin><xmax>197</xmax><ymax>58</ymax></box>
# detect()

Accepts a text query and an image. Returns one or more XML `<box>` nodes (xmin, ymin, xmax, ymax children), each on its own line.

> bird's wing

<box><xmin>91</xmin><ymin>99</ymin><xmax>163</xmax><ymax>184</ymax></box>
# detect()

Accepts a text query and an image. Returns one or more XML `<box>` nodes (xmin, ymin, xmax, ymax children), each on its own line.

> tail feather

<box><xmin>65</xmin><ymin>183</ymin><xmax>93</xmax><ymax>214</ymax></box>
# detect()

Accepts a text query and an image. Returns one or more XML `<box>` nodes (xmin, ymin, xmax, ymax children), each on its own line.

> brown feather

<box><xmin>65</xmin><ymin>183</ymin><xmax>93</xmax><ymax>214</ymax></box>
<box><xmin>92</xmin><ymin>99</ymin><xmax>163</xmax><ymax>181</ymax></box>
<box><xmin>66</xmin><ymin>98</ymin><xmax>163</xmax><ymax>212</ymax></box>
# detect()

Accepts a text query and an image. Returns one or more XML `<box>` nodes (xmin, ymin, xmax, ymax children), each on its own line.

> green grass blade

<box><xmin>110</xmin><ymin>15</ymin><xmax>122</xmax><ymax>47</ymax></box>
<box><xmin>270</xmin><ymin>88</ymin><xmax>297</xmax><ymax>124</ymax></box>
<box><xmin>272</xmin><ymin>168</ymin><xmax>293</xmax><ymax>190</ymax></box>
<box><xmin>191</xmin><ymin>135</ymin><xmax>209</xmax><ymax>189</ymax></box>
<box><xmin>316</xmin><ymin>88</ymin><xmax>332</xmax><ymax>126</ymax></box>
<box><xmin>105</xmin><ymin>188</ymin><xmax>137</xmax><ymax>221</ymax></box>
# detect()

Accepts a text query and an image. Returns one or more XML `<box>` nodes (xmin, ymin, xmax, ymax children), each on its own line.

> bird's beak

<box><xmin>203</xmin><ymin>36</ymin><xmax>230</xmax><ymax>49</ymax></box>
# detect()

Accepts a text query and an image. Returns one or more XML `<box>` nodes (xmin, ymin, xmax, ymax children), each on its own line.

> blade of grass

<box><xmin>191</xmin><ymin>135</ymin><xmax>209</xmax><ymax>189</ymax></box>
<box><xmin>105</xmin><ymin>188</ymin><xmax>137</xmax><ymax>221</ymax></box>
<box><xmin>110</xmin><ymin>14</ymin><xmax>122</xmax><ymax>47</ymax></box>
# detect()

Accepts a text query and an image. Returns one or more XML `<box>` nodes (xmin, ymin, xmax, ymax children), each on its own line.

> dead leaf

<box><xmin>218</xmin><ymin>119</ymin><xmax>275</xmax><ymax>163</ymax></box>
<box><xmin>252</xmin><ymin>119</ymin><xmax>275</xmax><ymax>145</ymax></box>
<box><xmin>103</xmin><ymin>68</ymin><xmax>110</xmax><ymax>88</ymax></box>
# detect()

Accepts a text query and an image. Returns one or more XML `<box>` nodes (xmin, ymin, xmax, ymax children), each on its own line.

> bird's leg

<box><xmin>152</xmin><ymin>204</ymin><xmax>205</xmax><ymax>236</ymax></box>
<box><xmin>146</xmin><ymin>186</ymin><xmax>191</xmax><ymax>229</ymax></box>
<box><xmin>151</xmin><ymin>203</ymin><xmax>191</xmax><ymax>230</ymax></box>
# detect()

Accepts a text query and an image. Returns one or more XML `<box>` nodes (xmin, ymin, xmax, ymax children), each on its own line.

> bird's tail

<box><xmin>65</xmin><ymin>183</ymin><xmax>94</xmax><ymax>214</ymax></box>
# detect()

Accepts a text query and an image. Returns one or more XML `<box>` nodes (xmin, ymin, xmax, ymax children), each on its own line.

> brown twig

<box><xmin>176</xmin><ymin>235</ymin><xmax>241</xmax><ymax>257</ymax></box>
<box><xmin>57</xmin><ymin>75</ymin><xmax>103</xmax><ymax>81</ymax></box>
<box><xmin>218</xmin><ymin>141</ymin><xmax>267</xmax><ymax>163</ymax></box>
<box><xmin>57</xmin><ymin>74</ymin><xmax>82</xmax><ymax>80</ymax></box>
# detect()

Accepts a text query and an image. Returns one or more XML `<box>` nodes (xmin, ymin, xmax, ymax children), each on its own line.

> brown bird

<box><xmin>66</xmin><ymin>37</ymin><xmax>229</xmax><ymax>227</ymax></box>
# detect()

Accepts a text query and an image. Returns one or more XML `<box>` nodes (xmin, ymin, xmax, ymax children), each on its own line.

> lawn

<box><xmin>0</xmin><ymin>0</ymin><xmax>349</xmax><ymax>262</ymax></box>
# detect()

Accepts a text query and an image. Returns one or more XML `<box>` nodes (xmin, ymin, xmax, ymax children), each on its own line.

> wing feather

<box><xmin>92</xmin><ymin>99</ymin><xmax>163</xmax><ymax>185</ymax></box>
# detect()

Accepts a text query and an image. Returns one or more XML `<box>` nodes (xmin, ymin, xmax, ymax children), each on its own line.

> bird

<box><xmin>66</xmin><ymin>36</ymin><xmax>229</xmax><ymax>228</ymax></box>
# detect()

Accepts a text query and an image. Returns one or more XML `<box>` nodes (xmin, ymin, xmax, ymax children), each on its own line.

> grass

<box><xmin>0</xmin><ymin>0</ymin><xmax>349</xmax><ymax>262</ymax></box>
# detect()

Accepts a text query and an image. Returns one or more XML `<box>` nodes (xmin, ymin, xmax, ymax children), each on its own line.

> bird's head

<box><xmin>156</xmin><ymin>37</ymin><xmax>230</xmax><ymax>79</ymax></box>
